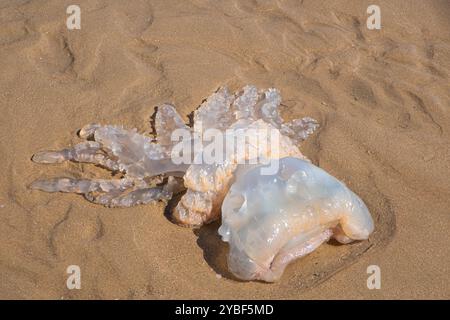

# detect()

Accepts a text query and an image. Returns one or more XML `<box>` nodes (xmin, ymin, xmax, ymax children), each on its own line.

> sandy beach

<box><xmin>0</xmin><ymin>0</ymin><xmax>449</xmax><ymax>299</ymax></box>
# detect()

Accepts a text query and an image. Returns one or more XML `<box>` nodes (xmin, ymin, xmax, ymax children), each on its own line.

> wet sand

<box><xmin>0</xmin><ymin>0</ymin><xmax>449</xmax><ymax>299</ymax></box>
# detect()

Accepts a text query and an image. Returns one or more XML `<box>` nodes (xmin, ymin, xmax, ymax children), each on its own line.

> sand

<box><xmin>0</xmin><ymin>0</ymin><xmax>449</xmax><ymax>299</ymax></box>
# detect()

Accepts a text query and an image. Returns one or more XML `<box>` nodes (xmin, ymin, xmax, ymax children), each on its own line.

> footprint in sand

<box><xmin>111</xmin><ymin>0</ymin><xmax>154</xmax><ymax>37</ymax></box>
<box><xmin>47</xmin><ymin>205</ymin><xmax>104</xmax><ymax>258</ymax></box>
<box><xmin>27</xmin><ymin>31</ymin><xmax>75</xmax><ymax>76</ymax></box>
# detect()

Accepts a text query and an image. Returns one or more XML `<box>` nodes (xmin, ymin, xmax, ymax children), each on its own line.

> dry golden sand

<box><xmin>0</xmin><ymin>0</ymin><xmax>449</xmax><ymax>299</ymax></box>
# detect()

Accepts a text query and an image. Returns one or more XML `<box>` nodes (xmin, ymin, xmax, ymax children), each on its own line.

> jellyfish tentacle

<box><xmin>281</xmin><ymin>117</ymin><xmax>319</xmax><ymax>143</ymax></box>
<box><xmin>29</xmin><ymin>177</ymin><xmax>134</xmax><ymax>194</ymax></box>
<box><xmin>155</xmin><ymin>103</ymin><xmax>190</xmax><ymax>150</ymax></box>
<box><xmin>32</xmin><ymin>141</ymin><xmax>120</xmax><ymax>171</ymax></box>
<box><xmin>79</xmin><ymin>123</ymin><xmax>102</xmax><ymax>140</ymax></box>
<box><xmin>85</xmin><ymin>185</ymin><xmax>172</xmax><ymax>207</ymax></box>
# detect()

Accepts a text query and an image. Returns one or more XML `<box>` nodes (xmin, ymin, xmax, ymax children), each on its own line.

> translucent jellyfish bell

<box><xmin>219</xmin><ymin>157</ymin><xmax>374</xmax><ymax>282</ymax></box>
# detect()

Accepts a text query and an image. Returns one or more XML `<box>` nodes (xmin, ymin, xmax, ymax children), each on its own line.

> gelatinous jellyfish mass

<box><xmin>30</xmin><ymin>85</ymin><xmax>373</xmax><ymax>282</ymax></box>
<box><xmin>219</xmin><ymin>157</ymin><xmax>374</xmax><ymax>282</ymax></box>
